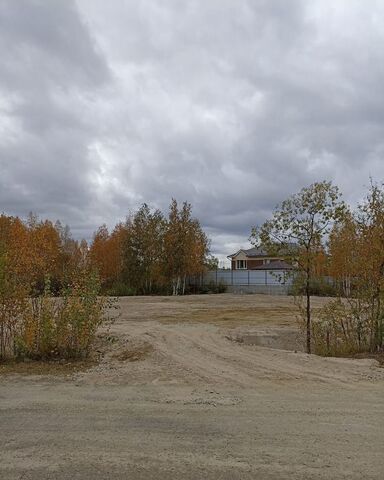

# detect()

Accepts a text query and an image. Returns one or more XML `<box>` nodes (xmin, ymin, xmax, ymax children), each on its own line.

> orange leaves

<box><xmin>0</xmin><ymin>214</ymin><xmax>113</xmax><ymax>361</ymax></box>
<box><xmin>28</xmin><ymin>219</ymin><xmax>62</xmax><ymax>288</ymax></box>
<box><xmin>89</xmin><ymin>223</ymin><xmax>126</xmax><ymax>286</ymax></box>
<box><xmin>320</xmin><ymin>183</ymin><xmax>384</xmax><ymax>353</ymax></box>
<box><xmin>0</xmin><ymin>213</ymin><xmax>129</xmax><ymax>301</ymax></box>
<box><xmin>0</xmin><ymin>214</ymin><xmax>68</xmax><ymax>290</ymax></box>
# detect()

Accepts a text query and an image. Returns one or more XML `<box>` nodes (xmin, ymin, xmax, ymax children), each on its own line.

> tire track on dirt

<box><xmin>147</xmin><ymin>324</ymin><xmax>383</xmax><ymax>387</ymax></box>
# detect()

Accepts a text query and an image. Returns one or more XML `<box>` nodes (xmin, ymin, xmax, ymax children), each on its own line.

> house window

<box><xmin>236</xmin><ymin>260</ymin><xmax>247</xmax><ymax>269</ymax></box>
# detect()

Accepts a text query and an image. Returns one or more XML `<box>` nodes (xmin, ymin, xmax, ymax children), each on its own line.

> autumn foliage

<box><xmin>0</xmin><ymin>200</ymin><xmax>210</xmax><ymax>360</ymax></box>
<box><xmin>253</xmin><ymin>180</ymin><xmax>384</xmax><ymax>356</ymax></box>
<box><xmin>318</xmin><ymin>183</ymin><xmax>384</xmax><ymax>355</ymax></box>
<box><xmin>88</xmin><ymin>200</ymin><xmax>210</xmax><ymax>295</ymax></box>
<box><xmin>0</xmin><ymin>214</ymin><xmax>109</xmax><ymax>361</ymax></box>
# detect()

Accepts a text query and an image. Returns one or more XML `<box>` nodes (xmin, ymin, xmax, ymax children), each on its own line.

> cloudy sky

<box><xmin>1</xmin><ymin>0</ymin><xmax>384</xmax><ymax>263</ymax></box>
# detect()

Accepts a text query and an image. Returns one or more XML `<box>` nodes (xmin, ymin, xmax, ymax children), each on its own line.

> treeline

<box><xmin>89</xmin><ymin>200</ymin><xmax>210</xmax><ymax>295</ymax></box>
<box><xmin>0</xmin><ymin>199</ymin><xmax>210</xmax><ymax>298</ymax></box>
<box><xmin>0</xmin><ymin>214</ymin><xmax>88</xmax><ymax>295</ymax></box>
<box><xmin>0</xmin><ymin>199</ymin><xmax>210</xmax><ymax>360</ymax></box>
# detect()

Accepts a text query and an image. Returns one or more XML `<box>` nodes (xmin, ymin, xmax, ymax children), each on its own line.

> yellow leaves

<box><xmin>89</xmin><ymin>223</ymin><xmax>126</xmax><ymax>286</ymax></box>
<box><xmin>0</xmin><ymin>214</ymin><xmax>111</xmax><ymax>360</ymax></box>
<box><xmin>320</xmin><ymin>182</ymin><xmax>384</xmax><ymax>353</ymax></box>
<box><xmin>0</xmin><ymin>214</ymin><xmax>65</xmax><ymax>290</ymax></box>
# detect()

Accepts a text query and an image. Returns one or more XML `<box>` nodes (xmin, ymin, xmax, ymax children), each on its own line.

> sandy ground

<box><xmin>1</xmin><ymin>294</ymin><xmax>384</xmax><ymax>479</ymax></box>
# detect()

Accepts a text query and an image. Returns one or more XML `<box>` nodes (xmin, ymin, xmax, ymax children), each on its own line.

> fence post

<box><xmin>248</xmin><ymin>269</ymin><xmax>250</xmax><ymax>285</ymax></box>
<box><xmin>231</xmin><ymin>268</ymin><xmax>233</xmax><ymax>285</ymax></box>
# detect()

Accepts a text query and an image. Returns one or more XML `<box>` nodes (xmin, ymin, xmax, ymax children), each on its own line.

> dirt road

<box><xmin>1</xmin><ymin>294</ymin><xmax>383</xmax><ymax>479</ymax></box>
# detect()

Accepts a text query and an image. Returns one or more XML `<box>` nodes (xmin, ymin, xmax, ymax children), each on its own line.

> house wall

<box><xmin>234</xmin><ymin>251</ymin><xmax>248</xmax><ymax>261</ymax></box>
<box><xmin>246</xmin><ymin>259</ymin><xmax>263</xmax><ymax>269</ymax></box>
<box><xmin>231</xmin><ymin>256</ymin><xmax>282</xmax><ymax>270</ymax></box>
<box><xmin>231</xmin><ymin>251</ymin><xmax>248</xmax><ymax>270</ymax></box>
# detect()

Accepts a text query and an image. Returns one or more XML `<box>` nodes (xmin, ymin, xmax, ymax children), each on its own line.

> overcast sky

<box><xmin>1</xmin><ymin>0</ymin><xmax>384</xmax><ymax>262</ymax></box>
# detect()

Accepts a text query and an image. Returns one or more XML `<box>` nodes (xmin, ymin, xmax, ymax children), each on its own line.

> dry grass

<box><xmin>0</xmin><ymin>358</ymin><xmax>96</xmax><ymax>376</ymax></box>
<box><xmin>120</xmin><ymin>294</ymin><xmax>331</xmax><ymax>328</ymax></box>
<box><xmin>163</xmin><ymin>306</ymin><xmax>296</xmax><ymax>327</ymax></box>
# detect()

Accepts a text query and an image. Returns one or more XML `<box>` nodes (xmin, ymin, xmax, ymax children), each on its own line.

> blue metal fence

<box><xmin>191</xmin><ymin>269</ymin><xmax>293</xmax><ymax>287</ymax></box>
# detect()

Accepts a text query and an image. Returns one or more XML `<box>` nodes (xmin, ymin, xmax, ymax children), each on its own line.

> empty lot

<box><xmin>1</xmin><ymin>294</ymin><xmax>383</xmax><ymax>479</ymax></box>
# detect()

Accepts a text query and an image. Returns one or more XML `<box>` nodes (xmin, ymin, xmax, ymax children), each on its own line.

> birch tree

<box><xmin>164</xmin><ymin>199</ymin><xmax>209</xmax><ymax>295</ymax></box>
<box><xmin>122</xmin><ymin>204</ymin><xmax>166</xmax><ymax>294</ymax></box>
<box><xmin>251</xmin><ymin>181</ymin><xmax>345</xmax><ymax>354</ymax></box>
<box><xmin>316</xmin><ymin>182</ymin><xmax>384</xmax><ymax>354</ymax></box>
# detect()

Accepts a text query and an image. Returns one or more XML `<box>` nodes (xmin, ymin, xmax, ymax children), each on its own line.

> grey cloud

<box><xmin>0</xmin><ymin>0</ymin><xmax>109</xmax><ymax>90</ymax></box>
<box><xmin>1</xmin><ymin>0</ymin><xmax>384</xmax><ymax>260</ymax></box>
<box><xmin>0</xmin><ymin>0</ymin><xmax>110</xmax><ymax>230</ymax></box>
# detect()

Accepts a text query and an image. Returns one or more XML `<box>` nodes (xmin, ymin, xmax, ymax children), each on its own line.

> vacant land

<box><xmin>1</xmin><ymin>294</ymin><xmax>383</xmax><ymax>479</ymax></box>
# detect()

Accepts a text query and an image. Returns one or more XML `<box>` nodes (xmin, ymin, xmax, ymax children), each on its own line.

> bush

<box><xmin>216</xmin><ymin>280</ymin><xmax>227</xmax><ymax>293</ymax></box>
<box><xmin>105</xmin><ymin>280</ymin><xmax>136</xmax><ymax>297</ymax></box>
<box><xmin>4</xmin><ymin>271</ymin><xmax>115</xmax><ymax>361</ymax></box>
<box><xmin>193</xmin><ymin>280</ymin><xmax>227</xmax><ymax>294</ymax></box>
<box><xmin>288</xmin><ymin>275</ymin><xmax>338</xmax><ymax>297</ymax></box>
<box><xmin>0</xmin><ymin>253</ymin><xmax>29</xmax><ymax>360</ymax></box>
<box><xmin>312</xmin><ymin>299</ymin><xmax>373</xmax><ymax>356</ymax></box>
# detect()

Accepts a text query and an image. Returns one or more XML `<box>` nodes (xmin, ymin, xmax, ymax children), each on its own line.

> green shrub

<box><xmin>193</xmin><ymin>280</ymin><xmax>227</xmax><ymax>294</ymax></box>
<box><xmin>105</xmin><ymin>281</ymin><xmax>136</xmax><ymax>297</ymax></box>
<box><xmin>216</xmin><ymin>280</ymin><xmax>227</xmax><ymax>294</ymax></box>
<box><xmin>288</xmin><ymin>275</ymin><xmax>337</xmax><ymax>297</ymax></box>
